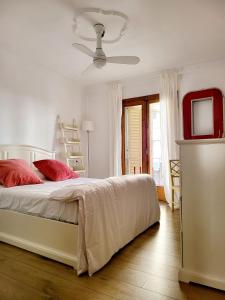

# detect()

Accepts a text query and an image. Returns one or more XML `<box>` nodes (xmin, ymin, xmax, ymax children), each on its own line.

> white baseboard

<box><xmin>0</xmin><ymin>232</ymin><xmax>78</xmax><ymax>270</ymax></box>
<box><xmin>179</xmin><ymin>268</ymin><xmax>225</xmax><ymax>291</ymax></box>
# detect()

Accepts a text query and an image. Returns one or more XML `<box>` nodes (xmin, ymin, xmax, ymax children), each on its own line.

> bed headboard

<box><xmin>0</xmin><ymin>145</ymin><xmax>55</xmax><ymax>167</ymax></box>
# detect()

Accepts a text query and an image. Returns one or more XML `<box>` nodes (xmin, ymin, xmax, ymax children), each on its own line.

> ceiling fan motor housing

<box><xmin>94</xmin><ymin>23</ymin><xmax>106</xmax><ymax>68</ymax></box>
<box><xmin>94</xmin><ymin>47</ymin><xmax>106</xmax><ymax>68</ymax></box>
<box><xmin>93</xmin><ymin>57</ymin><xmax>106</xmax><ymax>68</ymax></box>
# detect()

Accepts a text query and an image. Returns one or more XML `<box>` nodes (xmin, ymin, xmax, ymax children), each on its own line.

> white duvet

<box><xmin>50</xmin><ymin>174</ymin><xmax>160</xmax><ymax>275</ymax></box>
<box><xmin>0</xmin><ymin>177</ymin><xmax>100</xmax><ymax>223</ymax></box>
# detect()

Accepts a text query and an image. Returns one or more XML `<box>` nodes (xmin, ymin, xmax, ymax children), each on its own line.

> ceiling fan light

<box><xmin>94</xmin><ymin>59</ymin><xmax>106</xmax><ymax>68</ymax></box>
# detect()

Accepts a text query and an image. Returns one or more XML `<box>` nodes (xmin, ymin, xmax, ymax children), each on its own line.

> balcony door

<box><xmin>121</xmin><ymin>94</ymin><xmax>163</xmax><ymax>194</ymax></box>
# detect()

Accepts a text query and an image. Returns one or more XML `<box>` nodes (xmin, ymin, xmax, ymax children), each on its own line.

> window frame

<box><xmin>121</xmin><ymin>94</ymin><xmax>160</xmax><ymax>175</ymax></box>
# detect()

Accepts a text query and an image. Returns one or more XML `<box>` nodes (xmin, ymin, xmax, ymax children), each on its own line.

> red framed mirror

<box><xmin>183</xmin><ymin>88</ymin><xmax>224</xmax><ymax>139</ymax></box>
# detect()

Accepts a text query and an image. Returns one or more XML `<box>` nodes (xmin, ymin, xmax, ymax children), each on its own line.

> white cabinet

<box><xmin>177</xmin><ymin>139</ymin><xmax>225</xmax><ymax>291</ymax></box>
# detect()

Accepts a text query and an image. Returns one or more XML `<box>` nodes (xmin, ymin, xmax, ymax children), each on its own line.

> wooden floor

<box><xmin>1</xmin><ymin>202</ymin><xmax>225</xmax><ymax>300</ymax></box>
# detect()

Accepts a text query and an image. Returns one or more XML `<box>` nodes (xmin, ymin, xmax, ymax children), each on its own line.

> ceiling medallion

<box><xmin>73</xmin><ymin>8</ymin><xmax>129</xmax><ymax>44</ymax></box>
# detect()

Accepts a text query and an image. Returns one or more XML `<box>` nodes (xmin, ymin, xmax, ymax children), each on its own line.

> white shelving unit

<box><xmin>59</xmin><ymin>119</ymin><xmax>85</xmax><ymax>175</ymax></box>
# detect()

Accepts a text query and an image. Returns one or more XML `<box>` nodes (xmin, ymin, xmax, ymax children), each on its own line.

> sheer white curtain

<box><xmin>108</xmin><ymin>83</ymin><xmax>123</xmax><ymax>176</ymax></box>
<box><xmin>160</xmin><ymin>71</ymin><xmax>179</xmax><ymax>207</ymax></box>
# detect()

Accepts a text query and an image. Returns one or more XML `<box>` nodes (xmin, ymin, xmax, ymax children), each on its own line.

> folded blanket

<box><xmin>50</xmin><ymin>174</ymin><xmax>160</xmax><ymax>275</ymax></box>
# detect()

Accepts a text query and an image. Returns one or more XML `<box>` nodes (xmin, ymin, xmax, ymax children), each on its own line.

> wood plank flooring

<box><xmin>1</xmin><ymin>202</ymin><xmax>225</xmax><ymax>300</ymax></box>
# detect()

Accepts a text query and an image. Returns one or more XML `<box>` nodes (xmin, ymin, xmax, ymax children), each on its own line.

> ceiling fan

<box><xmin>72</xmin><ymin>23</ymin><xmax>140</xmax><ymax>73</ymax></box>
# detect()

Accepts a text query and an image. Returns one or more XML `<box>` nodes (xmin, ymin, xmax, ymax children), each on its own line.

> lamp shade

<box><xmin>82</xmin><ymin>120</ymin><xmax>94</xmax><ymax>132</ymax></box>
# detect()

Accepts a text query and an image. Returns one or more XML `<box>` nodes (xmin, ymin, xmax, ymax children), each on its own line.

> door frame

<box><xmin>121</xmin><ymin>94</ymin><xmax>160</xmax><ymax>175</ymax></box>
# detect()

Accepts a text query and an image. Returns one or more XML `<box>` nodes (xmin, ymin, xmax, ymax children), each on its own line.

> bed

<box><xmin>0</xmin><ymin>144</ymin><xmax>160</xmax><ymax>275</ymax></box>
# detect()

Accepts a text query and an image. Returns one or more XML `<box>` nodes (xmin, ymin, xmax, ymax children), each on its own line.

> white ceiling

<box><xmin>0</xmin><ymin>0</ymin><xmax>225</xmax><ymax>85</ymax></box>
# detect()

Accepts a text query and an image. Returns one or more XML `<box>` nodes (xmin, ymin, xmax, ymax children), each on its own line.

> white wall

<box><xmin>179</xmin><ymin>59</ymin><xmax>225</xmax><ymax>137</ymax></box>
<box><xmin>85</xmin><ymin>59</ymin><xmax>225</xmax><ymax>178</ymax></box>
<box><xmin>122</xmin><ymin>59</ymin><xmax>225</xmax><ymax>102</ymax></box>
<box><xmin>122</xmin><ymin>73</ymin><xmax>160</xmax><ymax>99</ymax></box>
<box><xmin>0</xmin><ymin>47</ymin><xmax>85</xmax><ymax>158</ymax></box>
<box><xmin>180</xmin><ymin>59</ymin><xmax>225</xmax><ymax>98</ymax></box>
<box><xmin>85</xmin><ymin>84</ymin><xmax>109</xmax><ymax>178</ymax></box>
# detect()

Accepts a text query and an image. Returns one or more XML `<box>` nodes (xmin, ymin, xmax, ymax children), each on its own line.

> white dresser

<box><xmin>177</xmin><ymin>138</ymin><xmax>225</xmax><ymax>291</ymax></box>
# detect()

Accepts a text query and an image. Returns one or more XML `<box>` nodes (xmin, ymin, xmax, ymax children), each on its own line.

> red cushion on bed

<box><xmin>0</xmin><ymin>159</ymin><xmax>43</xmax><ymax>188</ymax></box>
<box><xmin>33</xmin><ymin>159</ymin><xmax>79</xmax><ymax>181</ymax></box>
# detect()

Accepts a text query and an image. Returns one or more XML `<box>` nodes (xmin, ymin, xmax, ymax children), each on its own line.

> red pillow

<box><xmin>0</xmin><ymin>159</ymin><xmax>43</xmax><ymax>188</ymax></box>
<box><xmin>33</xmin><ymin>159</ymin><xmax>79</xmax><ymax>181</ymax></box>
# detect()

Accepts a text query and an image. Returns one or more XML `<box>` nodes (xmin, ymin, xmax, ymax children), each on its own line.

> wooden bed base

<box><xmin>0</xmin><ymin>144</ymin><xmax>79</xmax><ymax>269</ymax></box>
<box><xmin>0</xmin><ymin>209</ymin><xmax>78</xmax><ymax>269</ymax></box>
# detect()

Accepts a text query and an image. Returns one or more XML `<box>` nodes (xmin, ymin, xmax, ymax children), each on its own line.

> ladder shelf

<box><xmin>63</xmin><ymin>138</ymin><xmax>80</xmax><ymax>144</ymax></box>
<box><xmin>61</xmin><ymin>123</ymin><xmax>79</xmax><ymax>131</ymax></box>
<box><xmin>59</xmin><ymin>118</ymin><xmax>86</xmax><ymax>176</ymax></box>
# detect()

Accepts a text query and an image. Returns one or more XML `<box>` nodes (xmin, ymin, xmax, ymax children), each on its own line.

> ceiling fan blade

<box><xmin>107</xmin><ymin>56</ymin><xmax>140</xmax><ymax>65</ymax></box>
<box><xmin>72</xmin><ymin>43</ymin><xmax>95</xmax><ymax>58</ymax></box>
<box><xmin>82</xmin><ymin>63</ymin><xmax>96</xmax><ymax>75</ymax></box>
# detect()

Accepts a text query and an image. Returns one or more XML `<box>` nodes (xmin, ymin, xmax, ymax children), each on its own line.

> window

<box><xmin>122</xmin><ymin>94</ymin><xmax>163</xmax><ymax>187</ymax></box>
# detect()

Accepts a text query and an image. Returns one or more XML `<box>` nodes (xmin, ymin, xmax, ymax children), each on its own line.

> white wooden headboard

<box><xmin>0</xmin><ymin>145</ymin><xmax>55</xmax><ymax>167</ymax></box>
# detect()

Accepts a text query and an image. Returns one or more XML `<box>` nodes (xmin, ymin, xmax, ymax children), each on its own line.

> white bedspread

<box><xmin>0</xmin><ymin>178</ymin><xmax>100</xmax><ymax>224</ymax></box>
<box><xmin>50</xmin><ymin>174</ymin><xmax>160</xmax><ymax>275</ymax></box>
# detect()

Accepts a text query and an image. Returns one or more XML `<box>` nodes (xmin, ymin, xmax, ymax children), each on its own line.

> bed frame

<box><xmin>0</xmin><ymin>145</ymin><xmax>78</xmax><ymax>269</ymax></box>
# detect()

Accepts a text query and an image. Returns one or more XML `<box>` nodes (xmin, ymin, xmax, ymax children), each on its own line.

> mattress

<box><xmin>0</xmin><ymin>178</ymin><xmax>100</xmax><ymax>224</ymax></box>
